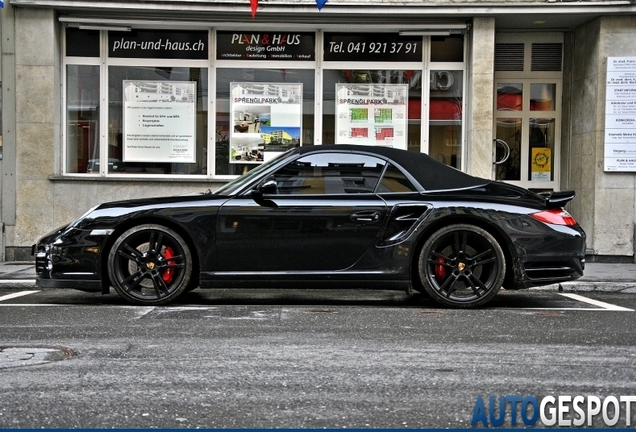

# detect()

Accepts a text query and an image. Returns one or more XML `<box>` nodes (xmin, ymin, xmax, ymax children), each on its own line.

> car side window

<box><xmin>377</xmin><ymin>163</ymin><xmax>418</xmax><ymax>193</ymax></box>
<box><xmin>270</xmin><ymin>152</ymin><xmax>386</xmax><ymax>195</ymax></box>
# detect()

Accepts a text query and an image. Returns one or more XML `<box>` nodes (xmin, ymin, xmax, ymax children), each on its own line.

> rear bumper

<box><xmin>506</xmin><ymin>220</ymin><xmax>586</xmax><ymax>289</ymax></box>
<box><xmin>521</xmin><ymin>256</ymin><xmax>585</xmax><ymax>288</ymax></box>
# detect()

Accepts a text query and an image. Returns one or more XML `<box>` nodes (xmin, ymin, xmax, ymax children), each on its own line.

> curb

<box><xmin>532</xmin><ymin>282</ymin><xmax>636</xmax><ymax>293</ymax></box>
<box><xmin>0</xmin><ymin>279</ymin><xmax>37</xmax><ymax>289</ymax></box>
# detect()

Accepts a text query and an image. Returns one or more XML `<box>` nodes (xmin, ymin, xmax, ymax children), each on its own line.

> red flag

<box><xmin>250</xmin><ymin>0</ymin><xmax>258</xmax><ymax>18</ymax></box>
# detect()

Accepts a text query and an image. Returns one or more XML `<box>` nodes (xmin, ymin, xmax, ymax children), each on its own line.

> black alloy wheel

<box><xmin>418</xmin><ymin>224</ymin><xmax>505</xmax><ymax>308</ymax></box>
<box><xmin>108</xmin><ymin>224</ymin><xmax>193</xmax><ymax>305</ymax></box>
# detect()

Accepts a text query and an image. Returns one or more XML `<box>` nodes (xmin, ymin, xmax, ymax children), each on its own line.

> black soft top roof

<box><xmin>298</xmin><ymin>145</ymin><xmax>490</xmax><ymax>191</ymax></box>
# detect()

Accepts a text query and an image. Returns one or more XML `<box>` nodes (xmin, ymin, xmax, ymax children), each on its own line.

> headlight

<box><xmin>66</xmin><ymin>205</ymin><xmax>100</xmax><ymax>230</ymax></box>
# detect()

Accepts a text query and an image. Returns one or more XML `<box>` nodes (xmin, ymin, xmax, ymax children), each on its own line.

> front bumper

<box><xmin>32</xmin><ymin>226</ymin><xmax>110</xmax><ymax>292</ymax></box>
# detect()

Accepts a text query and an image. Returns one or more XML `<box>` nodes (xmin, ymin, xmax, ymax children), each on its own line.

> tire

<box><xmin>418</xmin><ymin>224</ymin><xmax>505</xmax><ymax>308</ymax></box>
<box><xmin>108</xmin><ymin>224</ymin><xmax>193</xmax><ymax>305</ymax></box>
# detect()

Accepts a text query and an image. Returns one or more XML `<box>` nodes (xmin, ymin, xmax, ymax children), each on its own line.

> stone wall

<box><xmin>565</xmin><ymin>16</ymin><xmax>636</xmax><ymax>260</ymax></box>
<box><xmin>12</xmin><ymin>8</ymin><xmax>58</xmax><ymax>259</ymax></box>
<box><xmin>467</xmin><ymin>17</ymin><xmax>495</xmax><ymax>179</ymax></box>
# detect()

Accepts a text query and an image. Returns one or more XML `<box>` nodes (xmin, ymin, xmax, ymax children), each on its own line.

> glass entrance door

<box><xmin>494</xmin><ymin>80</ymin><xmax>560</xmax><ymax>191</ymax></box>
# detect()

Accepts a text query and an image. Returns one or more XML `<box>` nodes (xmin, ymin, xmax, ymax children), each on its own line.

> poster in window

<box><xmin>531</xmin><ymin>147</ymin><xmax>551</xmax><ymax>181</ymax></box>
<box><xmin>122</xmin><ymin>80</ymin><xmax>196</xmax><ymax>163</ymax></box>
<box><xmin>335</xmin><ymin>84</ymin><xmax>408</xmax><ymax>150</ymax></box>
<box><xmin>230</xmin><ymin>82</ymin><xmax>302</xmax><ymax>164</ymax></box>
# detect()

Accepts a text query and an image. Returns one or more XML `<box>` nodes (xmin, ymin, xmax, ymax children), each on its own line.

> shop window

<box><xmin>322</xmin><ymin>69</ymin><xmax>422</xmax><ymax>153</ymax></box>
<box><xmin>215</xmin><ymin>68</ymin><xmax>314</xmax><ymax>176</ymax></box>
<box><xmin>62</xmin><ymin>28</ymin><xmax>467</xmax><ymax>179</ymax></box>
<box><xmin>428</xmin><ymin>70</ymin><xmax>463</xmax><ymax>169</ymax></box>
<box><xmin>66</xmin><ymin>65</ymin><xmax>100</xmax><ymax>173</ymax></box>
<box><xmin>64</xmin><ymin>28</ymin><xmax>209</xmax><ymax>176</ymax></box>
<box><xmin>107</xmin><ymin>66</ymin><xmax>208</xmax><ymax>175</ymax></box>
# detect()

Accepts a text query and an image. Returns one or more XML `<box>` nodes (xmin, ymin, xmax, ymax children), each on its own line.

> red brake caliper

<box><xmin>162</xmin><ymin>246</ymin><xmax>175</xmax><ymax>283</ymax></box>
<box><xmin>434</xmin><ymin>256</ymin><xmax>447</xmax><ymax>280</ymax></box>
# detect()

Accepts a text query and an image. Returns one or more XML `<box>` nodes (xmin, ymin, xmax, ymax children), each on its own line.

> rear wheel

<box><xmin>418</xmin><ymin>224</ymin><xmax>505</xmax><ymax>308</ymax></box>
<box><xmin>108</xmin><ymin>224</ymin><xmax>192</xmax><ymax>305</ymax></box>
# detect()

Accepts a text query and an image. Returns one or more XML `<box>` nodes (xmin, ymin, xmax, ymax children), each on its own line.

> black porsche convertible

<box><xmin>33</xmin><ymin>145</ymin><xmax>586</xmax><ymax>308</ymax></box>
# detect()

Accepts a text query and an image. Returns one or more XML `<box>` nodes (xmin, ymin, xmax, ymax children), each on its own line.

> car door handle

<box><xmin>350</xmin><ymin>211</ymin><xmax>381</xmax><ymax>223</ymax></box>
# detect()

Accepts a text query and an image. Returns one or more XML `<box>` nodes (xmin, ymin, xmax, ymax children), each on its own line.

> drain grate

<box><xmin>0</xmin><ymin>346</ymin><xmax>74</xmax><ymax>369</ymax></box>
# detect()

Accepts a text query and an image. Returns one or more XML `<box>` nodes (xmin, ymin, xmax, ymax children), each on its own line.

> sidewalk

<box><xmin>0</xmin><ymin>261</ymin><xmax>36</xmax><ymax>280</ymax></box>
<box><xmin>0</xmin><ymin>261</ymin><xmax>635</xmax><ymax>292</ymax></box>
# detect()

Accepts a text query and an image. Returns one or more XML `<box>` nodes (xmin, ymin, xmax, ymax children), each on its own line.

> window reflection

<box><xmin>271</xmin><ymin>153</ymin><xmax>385</xmax><ymax>195</ymax></box>
<box><xmin>497</xmin><ymin>83</ymin><xmax>522</xmax><ymax>111</ymax></box>
<box><xmin>530</xmin><ymin>84</ymin><xmax>556</xmax><ymax>111</ymax></box>
<box><xmin>428</xmin><ymin>70</ymin><xmax>463</xmax><ymax>168</ymax></box>
<box><xmin>495</xmin><ymin>118</ymin><xmax>521</xmax><ymax>181</ymax></box>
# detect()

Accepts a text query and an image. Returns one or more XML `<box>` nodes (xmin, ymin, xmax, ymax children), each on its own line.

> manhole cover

<box><xmin>0</xmin><ymin>346</ymin><xmax>74</xmax><ymax>369</ymax></box>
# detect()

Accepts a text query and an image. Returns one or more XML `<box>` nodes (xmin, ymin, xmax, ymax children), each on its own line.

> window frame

<box><xmin>61</xmin><ymin>27</ymin><xmax>468</xmax><ymax>180</ymax></box>
<box><xmin>494</xmin><ymin>32</ymin><xmax>563</xmax><ymax>190</ymax></box>
<box><xmin>62</xmin><ymin>28</ymin><xmax>212</xmax><ymax>179</ymax></box>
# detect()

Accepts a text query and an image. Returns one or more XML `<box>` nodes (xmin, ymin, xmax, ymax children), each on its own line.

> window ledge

<box><xmin>47</xmin><ymin>175</ymin><xmax>232</xmax><ymax>185</ymax></box>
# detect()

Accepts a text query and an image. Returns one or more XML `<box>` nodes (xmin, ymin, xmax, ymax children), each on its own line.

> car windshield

<box><xmin>214</xmin><ymin>148</ymin><xmax>299</xmax><ymax>196</ymax></box>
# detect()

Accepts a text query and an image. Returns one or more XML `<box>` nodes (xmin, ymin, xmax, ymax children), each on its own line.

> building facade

<box><xmin>1</xmin><ymin>0</ymin><xmax>636</xmax><ymax>262</ymax></box>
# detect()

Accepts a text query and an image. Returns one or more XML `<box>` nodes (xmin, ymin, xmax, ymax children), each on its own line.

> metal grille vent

<box><xmin>495</xmin><ymin>43</ymin><xmax>524</xmax><ymax>71</ymax></box>
<box><xmin>531</xmin><ymin>43</ymin><xmax>563</xmax><ymax>71</ymax></box>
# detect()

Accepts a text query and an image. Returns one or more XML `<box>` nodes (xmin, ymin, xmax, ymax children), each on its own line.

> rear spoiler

<box><xmin>539</xmin><ymin>190</ymin><xmax>576</xmax><ymax>209</ymax></box>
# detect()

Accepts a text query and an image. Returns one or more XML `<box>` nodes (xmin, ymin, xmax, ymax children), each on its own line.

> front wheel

<box><xmin>418</xmin><ymin>224</ymin><xmax>505</xmax><ymax>308</ymax></box>
<box><xmin>108</xmin><ymin>224</ymin><xmax>193</xmax><ymax>305</ymax></box>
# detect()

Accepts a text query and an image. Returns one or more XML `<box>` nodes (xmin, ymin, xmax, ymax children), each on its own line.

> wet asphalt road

<box><xmin>1</xmin><ymin>286</ymin><xmax>636</xmax><ymax>429</ymax></box>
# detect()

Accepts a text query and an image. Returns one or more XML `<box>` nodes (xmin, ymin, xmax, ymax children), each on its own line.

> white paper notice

<box><xmin>123</xmin><ymin>80</ymin><xmax>196</xmax><ymax>163</ymax></box>
<box><xmin>604</xmin><ymin>57</ymin><xmax>636</xmax><ymax>171</ymax></box>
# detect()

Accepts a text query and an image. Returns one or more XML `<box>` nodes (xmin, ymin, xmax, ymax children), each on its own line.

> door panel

<box><xmin>217</xmin><ymin>195</ymin><xmax>386</xmax><ymax>271</ymax></box>
<box><xmin>216</xmin><ymin>150</ymin><xmax>390</xmax><ymax>272</ymax></box>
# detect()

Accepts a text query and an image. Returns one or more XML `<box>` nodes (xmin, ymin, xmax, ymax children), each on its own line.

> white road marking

<box><xmin>0</xmin><ymin>304</ymin><xmax>63</xmax><ymax>306</ymax></box>
<box><xmin>0</xmin><ymin>291</ymin><xmax>632</xmax><ymax>311</ymax></box>
<box><xmin>0</xmin><ymin>279</ymin><xmax>36</xmax><ymax>285</ymax></box>
<box><xmin>558</xmin><ymin>293</ymin><xmax>635</xmax><ymax>311</ymax></box>
<box><xmin>0</xmin><ymin>290</ymin><xmax>40</xmax><ymax>302</ymax></box>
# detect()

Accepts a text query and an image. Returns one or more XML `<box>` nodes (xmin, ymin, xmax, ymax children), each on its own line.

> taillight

<box><xmin>531</xmin><ymin>208</ymin><xmax>577</xmax><ymax>226</ymax></box>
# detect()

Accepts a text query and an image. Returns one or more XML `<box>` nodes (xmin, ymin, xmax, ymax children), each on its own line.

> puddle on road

<box><xmin>0</xmin><ymin>346</ymin><xmax>74</xmax><ymax>369</ymax></box>
<box><xmin>144</xmin><ymin>306</ymin><xmax>282</xmax><ymax>320</ymax></box>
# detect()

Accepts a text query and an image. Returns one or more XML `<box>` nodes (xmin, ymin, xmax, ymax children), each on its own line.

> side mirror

<box><xmin>258</xmin><ymin>179</ymin><xmax>278</xmax><ymax>195</ymax></box>
<box><xmin>251</xmin><ymin>179</ymin><xmax>278</xmax><ymax>208</ymax></box>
